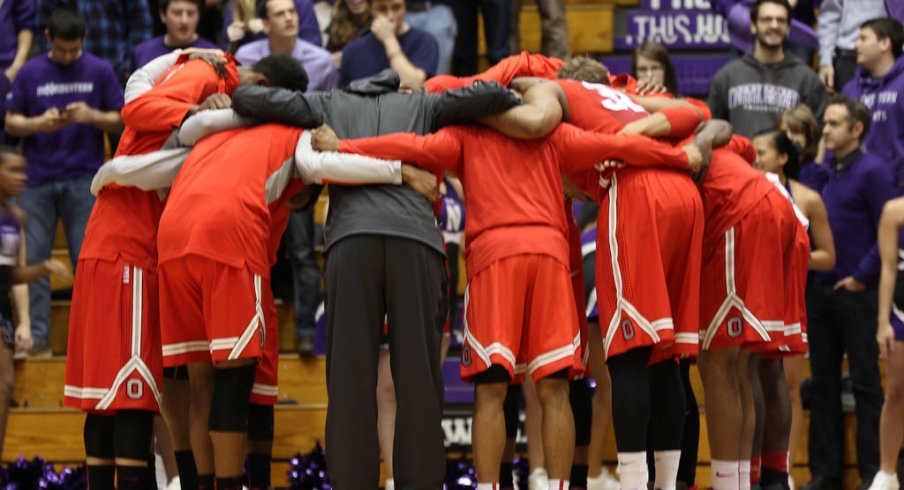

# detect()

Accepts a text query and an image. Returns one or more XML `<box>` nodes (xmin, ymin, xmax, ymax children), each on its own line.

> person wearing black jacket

<box><xmin>233</xmin><ymin>71</ymin><xmax>519</xmax><ymax>490</ymax></box>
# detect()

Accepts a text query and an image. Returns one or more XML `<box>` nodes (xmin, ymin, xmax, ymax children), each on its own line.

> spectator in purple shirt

<box><xmin>1</xmin><ymin>0</ymin><xmax>36</xmax><ymax>144</ymax></box>
<box><xmin>3</xmin><ymin>7</ymin><xmax>123</xmax><ymax>357</ymax></box>
<box><xmin>805</xmin><ymin>96</ymin><xmax>898</xmax><ymax>490</ymax></box>
<box><xmin>131</xmin><ymin>0</ymin><xmax>218</xmax><ymax>71</ymax></box>
<box><xmin>235</xmin><ymin>0</ymin><xmax>337</xmax><ymax>91</ymax></box>
<box><xmin>223</xmin><ymin>0</ymin><xmax>322</xmax><ymax>52</ymax></box>
<box><xmin>339</xmin><ymin>0</ymin><xmax>438</xmax><ymax>87</ymax></box>
<box><xmin>842</xmin><ymin>18</ymin><xmax>904</xmax><ymax>188</ymax></box>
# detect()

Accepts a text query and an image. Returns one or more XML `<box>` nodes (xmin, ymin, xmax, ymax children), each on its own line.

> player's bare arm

<box><xmin>479</xmin><ymin>81</ymin><xmax>566</xmax><ymax>139</ymax></box>
<box><xmin>793</xmin><ymin>182</ymin><xmax>835</xmax><ymax>271</ymax></box>
<box><xmin>877</xmin><ymin>197</ymin><xmax>904</xmax><ymax>358</ymax></box>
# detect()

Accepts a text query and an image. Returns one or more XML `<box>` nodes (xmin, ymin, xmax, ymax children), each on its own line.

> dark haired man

<box><xmin>235</xmin><ymin>0</ymin><xmax>337</xmax><ymax>91</ymax></box>
<box><xmin>842</xmin><ymin>18</ymin><xmax>904</xmax><ymax>187</ymax></box>
<box><xmin>817</xmin><ymin>0</ymin><xmax>887</xmax><ymax>93</ymax></box>
<box><xmin>0</xmin><ymin>0</ymin><xmax>35</xmax><ymax>144</ymax></box>
<box><xmin>36</xmin><ymin>0</ymin><xmax>152</xmax><ymax>83</ymax></box>
<box><xmin>803</xmin><ymin>96</ymin><xmax>899</xmax><ymax>490</ymax></box>
<box><xmin>131</xmin><ymin>0</ymin><xmax>218</xmax><ymax>71</ymax></box>
<box><xmin>707</xmin><ymin>0</ymin><xmax>828</xmax><ymax>138</ymax></box>
<box><xmin>4</xmin><ymin>6</ymin><xmax>123</xmax><ymax>358</ymax></box>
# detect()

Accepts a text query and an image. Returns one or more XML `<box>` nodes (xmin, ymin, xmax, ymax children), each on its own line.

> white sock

<box><xmin>711</xmin><ymin>460</ymin><xmax>740</xmax><ymax>490</ymax></box>
<box><xmin>476</xmin><ymin>484</ymin><xmax>498</xmax><ymax>490</ymax></box>
<box><xmin>616</xmin><ymin>451</ymin><xmax>649</xmax><ymax>490</ymax></box>
<box><xmin>653</xmin><ymin>450</ymin><xmax>681</xmax><ymax>490</ymax></box>
<box><xmin>548</xmin><ymin>479</ymin><xmax>569</xmax><ymax>490</ymax></box>
<box><xmin>739</xmin><ymin>460</ymin><xmax>751</xmax><ymax>490</ymax></box>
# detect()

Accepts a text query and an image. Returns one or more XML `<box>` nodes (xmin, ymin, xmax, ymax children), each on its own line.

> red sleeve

<box><xmin>685</xmin><ymin>97</ymin><xmax>712</xmax><ymax>121</ymax></box>
<box><xmin>725</xmin><ymin>135</ymin><xmax>756</xmax><ymax>164</ymax></box>
<box><xmin>339</xmin><ymin>128</ymin><xmax>465</xmax><ymax>174</ymax></box>
<box><xmin>424</xmin><ymin>52</ymin><xmax>564</xmax><ymax>93</ymax></box>
<box><xmin>659</xmin><ymin>106</ymin><xmax>704</xmax><ymax>139</ymax></box>
<box><xmin>553</xmin><ymin>123</ymin><xmax>690</xmax><ymax>173</ymax></box>
<box><xmin>120</xmin><ymin>60</ymin><xmax>227</xmax><ymax>133</ymax></box>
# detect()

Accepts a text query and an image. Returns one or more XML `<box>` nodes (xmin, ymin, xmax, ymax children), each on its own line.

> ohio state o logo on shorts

<box><xmin>461</xmin><ymin>345</ymin><xmax>472</xmax><ymax>367</ymax></box>
<box><xmin>126</xmin><ymin>379</ymin><xmax>143</xmax><ymax>400</ymax></box>
<box><xmin>621</xmin><ymin>319</ymin><xmax>635</xmax><ymax>341</ymax></box>
<box><xmin>727</xmin><ymin>317</ymin><xmax>743</xmax><ymax>338</ymax></box>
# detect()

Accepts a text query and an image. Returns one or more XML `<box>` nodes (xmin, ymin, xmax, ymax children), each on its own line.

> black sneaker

<box><xmin>297</xmin><ymin>334</ymin><xmax>315</xmax><ymax>357</ymax></box>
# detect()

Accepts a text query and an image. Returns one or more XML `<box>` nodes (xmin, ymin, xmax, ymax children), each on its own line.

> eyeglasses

<box><xmin>636</xmin><ymin>65</ymin><xmax>664</xmax><ymax>74</ymax></box>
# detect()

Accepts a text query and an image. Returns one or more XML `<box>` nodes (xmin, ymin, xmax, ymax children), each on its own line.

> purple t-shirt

<box><xmin>130</xmin><ymin>35</ymin><xmax>218</xmax><ymax>71</ymax></box>
<box><xmin>235</xmin><ymin>38</ymin><xmax>338</xmax><ymax>91</ymax></box>
<box><xmin>339</xmin><ymin>28</ymin><xmax>439</xmax><ymax>87</ymax></box>
<box><xmin>0</xmin><ymin>0</ymin><xmax>35</xmax><ymax>68</ymax></box>
<box><xmin>6</xmin><ymin>53</ymin><xmax>123</xmax><ymax>185</ymax></box>
<box><xmin>222</xmin><ymin>0</ymin><xmax>322</xmax><ymax>51</ymax></box>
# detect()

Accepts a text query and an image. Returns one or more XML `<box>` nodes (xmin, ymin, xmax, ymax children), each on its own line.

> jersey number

<box><xmin>581</xmin><ymin>82</ymin><xmax>646</xmax><ymax>114</ymax></box>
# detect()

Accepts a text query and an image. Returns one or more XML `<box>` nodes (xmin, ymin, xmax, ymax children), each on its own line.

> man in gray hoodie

<box><xmin>707</xmin><ymin>0</ymin><xmax>828</xmax><ymax>138</ymax></box>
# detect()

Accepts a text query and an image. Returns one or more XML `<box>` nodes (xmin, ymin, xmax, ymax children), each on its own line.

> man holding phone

<box><xmin>3</xmin><ymin>6</ymin><xmax>123</xmax><ymax>357</ymax></box>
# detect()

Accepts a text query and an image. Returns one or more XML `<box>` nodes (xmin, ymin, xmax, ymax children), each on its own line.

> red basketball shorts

<box><xmin>596</xmin><ymin>170</ymin><xmax>704</xmax><ymax>364</ymax></box>
<box><xmin>159</xmin><ymin>255</ymin><xmax>267</xmax><ymax>367</ymax></box>
<box><xmin>460</xmin><ymin>254</ymin><xmax>584</xmax><ymax>383</ymax></box>
<box><xmin>700</xmin><ymin>190</ymin><xmax>803</xmax><ymax>351</ymax></box>
<box><xmin>65</xmin><ymin>258</ymin><xmax>162</xmax><ymax>413</ymax></box>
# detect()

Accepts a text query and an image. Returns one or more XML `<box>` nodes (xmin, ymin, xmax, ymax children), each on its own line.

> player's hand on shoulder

<box><xmin>197</xmin><ymin>93</ymin><xmax>233</xmax><ymax>112</ymax></box>
<box><xmin>402</xmin><ymin>164</ymin><xmax>440</xmax><ymax>203</ymax></box>
<box><xmin>185</xmin><ymin>49</ymin><xmax>229</xmax><ymax>79</ymax></box>
<box><xmin>311</xmin><ymin>124</ymin><xmax>340</xmax><ymax>152</ymax></box>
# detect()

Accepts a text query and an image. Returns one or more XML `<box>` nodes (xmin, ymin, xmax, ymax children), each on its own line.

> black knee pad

<box><xmin>569</xmin><ymin>379</ymin><xmax>592</xmax><ymax>446</ymax></box>
<box><xmin>163</xmin><ymin>365</ymin><xmax>189</xmax><ymax>380</ymax></box>
<box><xmin>503</xmin><ymin>384</ymin><xmax>520</xmax><ymax>439</ymax></box>
<box><xmin>247</xmin><ymin>403</ymin><xmax>275</xmax><ymax>442</ymax></box>
<box><xmin>84</xmin><ymin>413</ymin><xmax>116</xmax><ymax>459</ymax></box>
<box><xmin>473</xmin><ymin>364</ymin><xmax>511</xmax><ymax>385</ymax></box>
<box><xmin>208</xmin><ymin>365</ymin><xmax>256</xmax><ymax>433</ymax></box>
<box><xmin>114</xmin><ymin>410</ymin><xmax>154</xmax><ymax>461</ymax></box>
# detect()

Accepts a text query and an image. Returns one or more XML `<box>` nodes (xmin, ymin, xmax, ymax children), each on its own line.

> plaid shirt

<box><xmin>37</xmin><ymin>0</ymin><xmax>152</xmax><ymax>83</ymax></box>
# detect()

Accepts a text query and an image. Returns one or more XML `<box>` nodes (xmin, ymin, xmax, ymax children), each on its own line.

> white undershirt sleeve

<box><xmin>294</xmin><ymin>131</ymin><xmax>403</xmax><ymax>185</ymax></box>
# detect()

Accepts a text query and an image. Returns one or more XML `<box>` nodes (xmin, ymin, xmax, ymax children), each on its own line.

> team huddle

<box><xmin>53</xmin><ymin>23</ymin><xmax>825</xmax><ymax>490</ymax></box>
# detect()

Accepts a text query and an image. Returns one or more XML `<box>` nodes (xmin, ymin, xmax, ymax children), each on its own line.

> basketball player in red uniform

<box><xmin>313</xmin><ymin>80</ymin><xmax>700</xmax><ymax>489</ymax></box>
<box><xmin>64</xmin><ymin>49</ymin><xmax>307</xmax><ymax>489</ymax></box>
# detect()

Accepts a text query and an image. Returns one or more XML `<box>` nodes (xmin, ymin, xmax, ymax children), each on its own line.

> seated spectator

<box><xmin>510</xmin><ymin>0</ymin><xmax>568</xmax><ymax>60</ymax></box>
<box><xmin>131</xmin><ymin>0</ymin><xmax>218</xmax><ymax>71</ymax></box>
<box><xmin>780</xmin><ymin>105</ymin><xmax>829</xmax><ymax>193</ymax></box>
<box><xmin>632</xmin><ymin>41</ymin><xmax>680</xmax><ymax>96</ymax></box>
<box><xmin>236</xmin><ymin>0</ymin><xmax>337</xmax><ymax>90</ymax></box>
<box><xmin>452</xmin><ymin>0</ymin><xmax>509</xmax><ymax>76</ymax></box>
<box><xmin>340</xmin><ymin>0</ymin><xmax>438</xmax><ymax>87</ymax></box>
<box><xmin>325</xmin><ymin>0</ymin><xmax>371</xmax><ymax>67</ymax></box>
<box><xmin>405</xmin><ymin>0</ymin><xmax>456</xmax><ymax>75</ymax></box>
<box><xmin>3</xmin><ymin>7</ymin><xmax>124</xmax><ymax>357</ymax></box>
<box><xmin>223</xmin><ymin>0</ymin><xmax>321</xmax><ymax>52</ymax></box>
<box><xmin>1</xmin><ymin>0</ymin><xmax>35</xmax><ymax>144</ymax></box>
<box><xmin>818</xmin><ymin>0</ymin><xmax>887</xmax><ymax>93</ymax></box>
<box><xmin>841</xmin><ymin>18</ymin><xmax>904</xmax><ymax>187</ymax></box>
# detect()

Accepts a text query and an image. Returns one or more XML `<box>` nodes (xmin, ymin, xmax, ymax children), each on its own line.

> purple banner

<box><xmin>640</xmin><ymin>0</ymin><xmax>714</xmax><ymax>10</ymax></box>
<box><xmin>615</xmin><ymin>10</ymin><xmax>730</xmax><ymax>50</ymax></box>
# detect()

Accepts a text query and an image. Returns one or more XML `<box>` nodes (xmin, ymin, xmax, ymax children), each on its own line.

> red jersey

<box><xmin>157</xmin><ymin>124</ymin><xmax>304</xmax><ymax>276</ymax></box>
<box><xmin>341</xmin><ymin>124</ymin><xmax>689</xmax><ymax>279</ymax></box>
<box><xmin>80</xmin><ymin>59</ymin><xmax>240</xmax><ymax>269</ymax></box>
<box><xmin>699</xmin><ymin>140</ymin><xmax>775</xmax><ymax>254</ymax></box>
<box><xmin>425</xmin><ymin>52</ymin><xmax>565</xmax><ymax>93</ymax></box>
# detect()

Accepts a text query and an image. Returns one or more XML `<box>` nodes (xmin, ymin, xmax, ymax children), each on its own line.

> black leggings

<box><xmin>607</xmin><ymin>348</ymin><xmax>685</xmax><ymax>452</ymax></box>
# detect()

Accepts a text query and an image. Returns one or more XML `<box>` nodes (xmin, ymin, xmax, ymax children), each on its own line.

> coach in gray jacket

<box><xmin>233</xmin><ymin>71</ymin><xmax>518</xmax><ymax>490</ymax></box>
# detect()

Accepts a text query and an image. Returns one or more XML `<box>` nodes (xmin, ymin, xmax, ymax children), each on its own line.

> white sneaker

<box><xmin>385</xmin><ymin>478</ymin><xmax>395</xmax><ymax>490</ymax></box>
<box><xmin>588</xmin><ymin>467</ymin><xmax>621</xmax><ymax>490</ymax></box>
<box><xmin>528</xmin><ymin>468</ymin><xmax>549</xmax><ymax>490</ymax></box>
<box><xmin>868</xmin><ymin>472</ymin><xmax>900</xmax><ymax>490</ymax></box>
<box><xmin>164</xmin><ymin>476</ymin><xmax>181</xmax><ymax>490</ymax></box>
<box><xmin>789</xmin><ymin>475</ymin><xmax>795</xmax><ymax>490</ymax></box>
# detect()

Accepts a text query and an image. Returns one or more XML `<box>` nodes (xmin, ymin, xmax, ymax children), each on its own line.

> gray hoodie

<box><xmin>232</xmin><ymin>70</ymin><xmax>519</xmax><ymax>254</ymax></box>
<box><xmin>707</xmin><ymin>52</ymin><xmax>829</xmax><ymax>138</ymax></box>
